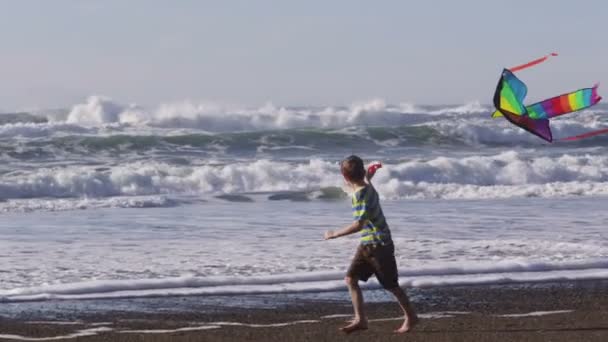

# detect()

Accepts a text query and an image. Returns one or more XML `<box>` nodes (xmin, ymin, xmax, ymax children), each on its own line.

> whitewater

<box><xmin>1</xmin><ymin>96</ymin><xmax>608</xmax><ymax>302</ymax></box>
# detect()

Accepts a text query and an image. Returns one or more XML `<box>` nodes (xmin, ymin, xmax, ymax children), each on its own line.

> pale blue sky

<box><xmin>1</xmin><ymin>0</ymin><xmax>606</xmax><ymax>110</ymax></box>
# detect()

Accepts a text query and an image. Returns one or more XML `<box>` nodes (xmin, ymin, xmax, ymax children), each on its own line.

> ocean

<box><xmin>1</xmin><ymin>96</ymin><xmax>608</xmax><ymax>303</ymax></box>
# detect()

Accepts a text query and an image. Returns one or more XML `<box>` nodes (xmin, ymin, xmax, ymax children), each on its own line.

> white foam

<box><xmin>321</xmin><ymin>314</ymin><xmax>352</xmax><ymax>319</ymax></box>
<box><xmin>209</xmin><ymin>320</ymin><xmax>320</xmax><ymax>328</ymax></box>
<box><xmin>121</xmin><ymin>326</ymin><xmax>220</xmax><ymax>334</ymax></box>
<box><xmin>369</xmin><ymin>312</ymin><xmax>467</xmax><ymax>321</ymax></box>
<box><xmin>429</xmin><ymin>101</ymin><xmax>489</xmax><ymax>115</ymax></box>
<box><xmin>323</xmin><ymin>312</ymin><xmax>468</xmax><ymax>321</ymax></box>
<box><xmin>431</xmin><ymin>109</ymin><xmax>608</xmax><ymax>145</ymax></box>
<box><xmin>89</xmin><ymin>322</ymin><xmax>113</xmax><ymax>326</ymax></box>
<box><xmin>321</xmin><ymin>311</ymin><xmax>470</xmax><ymax>322</ymax></box>
<box><xmin>3</xmin><ymin>261</ymin><xmax>608</xmax><ymax>302</ymax></box>
<box><xmin>2</xmin><ymin>185</ymin><xmax>608</xmax><ymax>302</ymax></box>
<box><xmin>3</xmin><ymin>97</ymin><xmax>607</xmax><ymax>151</ymax></box>
<box><xmin>373</xmin><ymin>151</ymin><xmax>608</xmax><ymax>200</ymax></box>
<box><xmin>0</xmin><ymin>327</ymin><xmax>112</xmax><ymax>341</ymax></box>
<box><xmin>367</xmin><ymin>313</ymin><xmax>465</xmax><ymax>321</ymax></box>
<box><xmin>0</xmin><ymin>159</ymin><xmax>340</xmax><ymax>203</ymax></box>
<box><xmin>368</xmin><ymin>316</ymin><xmax>403</xmax><ymax>322</ymax></box>
<box><xmin>0</xmin><ymin>196</ymin><xmax>177</xmax><ymax>213</ymax></box>
<box><xmin>496</xmin><ymin>310</ymin><xmax>573</xmax><ymax>318</ymax></box>
<box><xmin>21</xmin><ymin>96</ymin><xmax>492</xmax><ymax>132</ymax></box>
<box><xmin>4</xmin><ymin>152</ymin><xmax>608</xmax><ymax>206</ymax></box>
<box><xmin>118</xmin><ymin>319</ymin><xmax>319</xmax><ymax>334</ymax></box>
<box><xmin>135</xmin><ymin>99</ymin><xmax>603</xmax><ymax>142</ymax></box>
<box><xmin>0</xmin><ymin>122</ymin><xmax>92</xmax><ymax>138</ymax></box>
<box><xmin>65</xmin><ymin>96</ymin><xmax>144</xmax><ymax>127</ymax></box>
<box><xmin>25</xmin><ymin>321</ymin><xmax>83</xmax><ymax>325</ymax></box>
<box><xmin>406</xmin><ymin>269</ymin><xmax>608</xmax><ymax>288</ymax></box>
<box><xmin>51</xmin><ymin>96</ymin><xmax>390</xmax><ymax>130</ymax></box>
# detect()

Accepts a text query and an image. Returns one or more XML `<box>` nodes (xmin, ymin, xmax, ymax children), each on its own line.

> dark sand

<box><xmin>1</xmin><ymin>281</ymin><xmax>608</xmax><ymax>341</ymax></box>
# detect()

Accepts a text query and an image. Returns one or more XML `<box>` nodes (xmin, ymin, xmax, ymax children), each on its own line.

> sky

<box><xmin>0</xmin><ymin>0</ymin><xmax>606</xmax><ymax>110</ymax></box>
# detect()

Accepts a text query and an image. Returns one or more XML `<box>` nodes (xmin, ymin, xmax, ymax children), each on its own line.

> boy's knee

<box><xmin>344</xmin><ymin>276</ymin><xmax>358</xmax><ymax>287</ymax></box>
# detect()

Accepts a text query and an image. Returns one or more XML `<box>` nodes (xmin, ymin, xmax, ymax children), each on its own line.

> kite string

<box><xmin>509</xmin><ymin>52</ymin><xmax>558</xmax><ymax>72</ymax></box>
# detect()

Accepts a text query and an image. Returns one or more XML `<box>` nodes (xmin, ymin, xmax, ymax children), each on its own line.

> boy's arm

<box><xmin>324</xmin><ymin>220</ymin><xmax>364</xmax><ymax>240</ymax></box>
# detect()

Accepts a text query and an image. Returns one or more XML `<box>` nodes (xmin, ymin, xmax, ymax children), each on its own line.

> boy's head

<box><xmin>341</xmin><ymin>155</ymin><xmax>366</xmax><ymax>183</ymax></box>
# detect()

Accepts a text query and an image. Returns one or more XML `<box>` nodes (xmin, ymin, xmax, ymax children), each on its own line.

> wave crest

<box><xmin>21</xmin><ymin>96</ymin><xmax>492</xmax><ymax>131</ymax></box>
<box><xmin>3</xmin><ymin>152</ymin><xmax>608</xmax><ymax>207</ymax></box>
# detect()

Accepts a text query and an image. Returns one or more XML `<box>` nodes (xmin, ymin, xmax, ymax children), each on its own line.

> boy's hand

<box><xmin>366</xmin><ymin>162</ymin><xmax>382</xmax><ymax>181</ymax></box>
<box><xmin>324</xmin><ymin>230</ymin><xmax>336</xmax><ymax>240</ymax></box>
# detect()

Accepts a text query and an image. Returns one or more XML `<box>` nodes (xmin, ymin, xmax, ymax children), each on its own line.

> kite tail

<box><xmin>509</xmin><ymin>52</ymin><xmax>558</xmax><ymax>72</ymax></box>
<box><xmin>560</xmin><ymin>128</ymin><xmax>608</xmax><ymax>141</ymax></box>
<box><xmin>593</xmin><ymin>83</ymin><xmax>602</xmax><ymax>104</ymax></box>
<box><xmin>557</xmin><ymin>84</ymin><xmax>605</xmax><ymax>141</ymax></box>
<box><xmin>525</xmin><ymin>84</ymin><xmax>602</xmax><ymax>119</ymax></box>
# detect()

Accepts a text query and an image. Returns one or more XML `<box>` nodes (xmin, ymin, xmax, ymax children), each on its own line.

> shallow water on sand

<box><xmin>1</xmin><ymin>196</ymin><xmax>608</xmax><ymax>302</ymax></box>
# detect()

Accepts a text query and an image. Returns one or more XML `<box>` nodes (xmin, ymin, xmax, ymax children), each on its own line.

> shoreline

<box><xmin>1</xmin><ymin>280</ymin><xmax>608</xmax><ymax>341</ymax></box>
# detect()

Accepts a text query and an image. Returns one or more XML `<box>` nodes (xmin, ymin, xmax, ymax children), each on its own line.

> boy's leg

<box><xmin>371</xmin><ymin>244</ymin><xmax>418</xmax><ymax>333</ymax></box>
<box><xmin>342</xmin><ymin>276</ymin><xmax>368</xmax><ymax>333</ymax></box>
<box><xmin>387</xmin><ymin>286</ymin><xmax>418</xmax><ymax>333</ymax></box>
<box><xmin>342</xmin><ymin>245</ymin><xmax>373</xmax><ymax>333</ymax></box>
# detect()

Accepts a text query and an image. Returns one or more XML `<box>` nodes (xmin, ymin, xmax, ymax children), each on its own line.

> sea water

<box><xmin>1</xmin><ymin>97</ymin><xmax>608</xmax><ymax>302</ymax></box>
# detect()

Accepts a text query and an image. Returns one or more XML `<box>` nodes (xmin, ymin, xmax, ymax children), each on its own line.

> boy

<box><xmin>324</xmin><ymin>155</ymin><xmax>417</xmax><ymax>334</ymax></box>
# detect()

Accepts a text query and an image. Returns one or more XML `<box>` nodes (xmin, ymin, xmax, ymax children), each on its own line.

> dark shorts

<box><xmin>346</xmin><ymin>242</ymin><xmax>399</xmax><ymax>289</ymax></box>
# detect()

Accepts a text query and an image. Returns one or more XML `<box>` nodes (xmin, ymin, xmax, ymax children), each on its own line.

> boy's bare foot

<box><xmin>340</xmin><ymin>320</ymin><xmax>368</xmax><ymax>334</ymax></box>
<box><xmin>394</xmin><ymin>315</ymin><xmax>418</xmax><ymax>334</ymax></box>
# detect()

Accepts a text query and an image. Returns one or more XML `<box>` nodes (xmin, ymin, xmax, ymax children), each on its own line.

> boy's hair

<box><xmin>341</xmin><ymin>155</ymin><xmax>366</xmax><ymax>182</ymax></box>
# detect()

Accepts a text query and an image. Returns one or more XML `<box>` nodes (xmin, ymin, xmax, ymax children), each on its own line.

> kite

<box><xmin>492</xmin><ymin>53</ymin><xmax>604</xmax><ymax>142</ymax></box>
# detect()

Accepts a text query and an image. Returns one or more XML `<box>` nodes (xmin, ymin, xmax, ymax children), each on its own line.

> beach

<box><xmin>2</xmin><ymin>280</ymin><xmax>608</xmax><ymax>341</ymax></box>
<box><xmin>3</xmin><ymin>2</ymin><xmax>608</xmax><ymax>341</ymax></box>
<box><xmin>2</xmin><ymin>103</ymin><xmax>608</xmax><ymax>341</ymax></box>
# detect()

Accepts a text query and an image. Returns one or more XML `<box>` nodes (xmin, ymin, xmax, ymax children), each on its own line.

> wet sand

<box><xmin>1</xmin><ymin>281</ymin><xmax>608</xmax><ymax>341</ymax></box>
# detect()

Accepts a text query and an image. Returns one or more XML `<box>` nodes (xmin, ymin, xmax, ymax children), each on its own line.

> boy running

<box><xmin>324</xmin><ymin>155</ymin><xmax>417</xmax><ymax>334</ymax></box>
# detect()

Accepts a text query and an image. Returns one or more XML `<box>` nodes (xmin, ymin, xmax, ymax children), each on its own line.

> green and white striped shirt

<box><xmin>352</xmin><ymin>185</ymin><xmax>392</xmax><ymax>245</ymax></box>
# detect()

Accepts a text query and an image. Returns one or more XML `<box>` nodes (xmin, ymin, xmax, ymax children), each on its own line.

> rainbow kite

<box><xmin>493</xmin><ymin>53</ymin><xmax>604</xmax><ymax>142</ymax></box>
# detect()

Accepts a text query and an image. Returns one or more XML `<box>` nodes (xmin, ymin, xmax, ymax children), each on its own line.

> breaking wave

<box><xmin>2</xmin><ymin>97</ymin><xmax>608</xmax><ymax>211</ymax></box>
<box><xmin>1</xmin><ymin>97</ymin><xmax>607</xmax><ymax>154</ymax></box>
<box><xmin>3</xmin><ymin>151</ymin><xmax>608</xmax><ymax>211</ymax></box>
